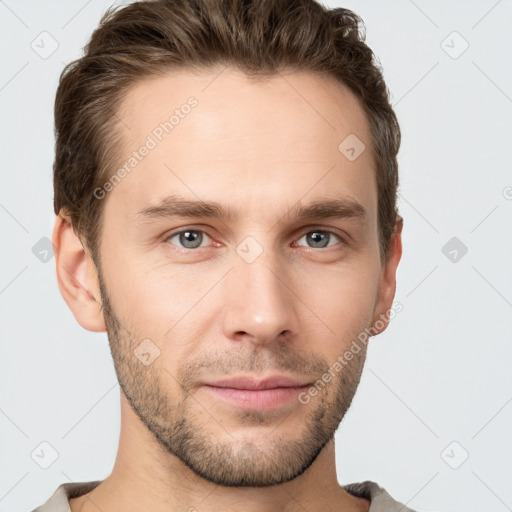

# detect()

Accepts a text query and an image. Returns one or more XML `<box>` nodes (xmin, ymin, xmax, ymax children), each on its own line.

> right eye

<box><xmin>165</xmin><ymin>229</ymin><xmax>213</xmax><ymax>250</ymax></box>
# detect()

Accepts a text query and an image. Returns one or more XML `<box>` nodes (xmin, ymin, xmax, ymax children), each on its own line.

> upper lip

<box><xmin>202</xmin><ymin>375</ymin><xmax>311</xmax><ymax>390</ymax></box>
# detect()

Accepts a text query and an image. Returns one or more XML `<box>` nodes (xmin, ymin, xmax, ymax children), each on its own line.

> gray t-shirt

<box><xmin>31</xmin><ymin>480</ymin><xmax>417</xmax><ymax>511</ymax></box>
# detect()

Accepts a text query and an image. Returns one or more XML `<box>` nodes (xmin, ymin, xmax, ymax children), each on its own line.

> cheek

<box><xmin>101</xmin><ymin>251</ymin><xmax>195</xmax><ymax>340</ymax></box>
<box><xmin>301</xmin><ymin>262</ymin><xmax>379</xmax><ymax>353</ymax></box>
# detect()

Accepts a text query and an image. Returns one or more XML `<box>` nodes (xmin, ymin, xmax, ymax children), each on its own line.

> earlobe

<box><xmin>371</xmin><ymin>216</ymin><xmax>403</xmax><ymax>336</ymax></box>
<box><xmin>52</xmin><ymin>212</ymin><xmax>106</xmax><ymax>333</ymax></box>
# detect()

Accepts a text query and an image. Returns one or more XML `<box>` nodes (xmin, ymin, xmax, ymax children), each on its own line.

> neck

<box><xmin>69</xmin><ymin>393</ymin><xmax>370</xmax><ymax>512</ymax></box>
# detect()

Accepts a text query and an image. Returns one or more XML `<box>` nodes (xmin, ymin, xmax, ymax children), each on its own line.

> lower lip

<box><xmin>202</xmin><ymin>385</ymin><xmax>310</xmax><ymax>410</ymax></box>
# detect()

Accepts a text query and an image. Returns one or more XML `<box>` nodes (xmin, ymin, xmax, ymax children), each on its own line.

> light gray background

<box><xmin>1</xmin><ymin>1</ymin><xmax>511</xmax><ymax>511</ymax></box>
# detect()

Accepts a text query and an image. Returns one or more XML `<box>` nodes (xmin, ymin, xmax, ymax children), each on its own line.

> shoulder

<box><xmin>30</xmin><ymin>481</ymin><xmax>102</xmax><ymax>512</ymax></box>
<box><xmin>342</xmin><ymin>480</ymin><xmax>419</xmax><ymax>511</ymax></box>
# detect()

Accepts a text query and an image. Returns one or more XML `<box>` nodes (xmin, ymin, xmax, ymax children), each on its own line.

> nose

<box><xmin>221</xmin><ymin>249</ymin><xmax>299</xmax><ymax>345</ymax></box>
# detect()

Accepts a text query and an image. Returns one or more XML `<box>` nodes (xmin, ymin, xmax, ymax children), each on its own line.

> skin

<box><xmin>54</xmin><ymin>66</ymin><xmax>402</xmax><ymax>512</ymax></box>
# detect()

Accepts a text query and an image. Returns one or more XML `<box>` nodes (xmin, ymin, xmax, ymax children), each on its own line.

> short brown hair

<box><xmin>53</xmin><ymin>0</ymin><xmax>401</xmax><ymax>266</ymax></box>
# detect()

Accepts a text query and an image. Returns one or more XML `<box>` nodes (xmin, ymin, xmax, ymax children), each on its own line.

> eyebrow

<box><xmin>135</xmin><ymin>194</ymin><xmax>368</xmax><ymax>224</ymax></box>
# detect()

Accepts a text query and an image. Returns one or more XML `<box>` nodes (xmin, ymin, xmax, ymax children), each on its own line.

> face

<box><xmin>92</xmin><ymin>67</ymin><xmax>395</xmax><ymax>487</ymax></box>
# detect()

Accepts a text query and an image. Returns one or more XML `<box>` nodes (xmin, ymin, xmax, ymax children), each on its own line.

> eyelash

<box><xmin>163</xmin><ymin>227</ymin><xmax>344</xmax><ymax>252</ymax></box>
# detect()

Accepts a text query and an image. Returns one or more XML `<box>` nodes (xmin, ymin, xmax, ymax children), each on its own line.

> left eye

<box><xmin>165</xmin><ymin>229</ymin><xmax>341</xmax><ymax>250</ymax></box>
<box><xmin>295</xmin><ymin>230</ymin><xmax>341</xmax><ymax>249</ymax></box>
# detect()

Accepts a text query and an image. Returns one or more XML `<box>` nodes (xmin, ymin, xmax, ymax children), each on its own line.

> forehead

<box><xmin>106</xmin><ymin>67</ymin><xmax>376</xmax><ymax>224</ymax></box>
<box><xmin>117</xmin><ymin>66</ymin><xmax>372</xmax><ymax>155</ymax></box>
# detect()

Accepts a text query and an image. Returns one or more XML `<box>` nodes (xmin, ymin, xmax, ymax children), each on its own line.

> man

<box><xmin>33</xmin><ymin>0</ymin><xmax>413</xmax><ymax>510</ymax></box>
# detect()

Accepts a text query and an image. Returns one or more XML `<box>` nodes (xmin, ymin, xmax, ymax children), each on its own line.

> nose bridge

<box><xmin>222</xmin><ymin>238</ymin><xmax>297</xmax><ymax>343</ymax></box>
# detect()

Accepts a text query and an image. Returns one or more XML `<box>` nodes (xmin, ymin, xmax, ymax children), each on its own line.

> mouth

<box><xmin>200</xmin><ymin>375</ymin><xmax>312</xmax><ymax>410</ymax></box>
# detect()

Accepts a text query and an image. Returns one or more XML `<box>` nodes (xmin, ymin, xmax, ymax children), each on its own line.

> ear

<box><xmin>371</xmin><ymin>216</ymin><xmax>403</xmax><ymax>335</ymax></box>
<box><xmin>52</xmin><ymin>212</ymin><xmax>106</xmax><ymax>332</ymax></box>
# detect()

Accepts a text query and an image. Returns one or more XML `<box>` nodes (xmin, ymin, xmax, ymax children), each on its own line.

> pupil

<box><xmin>308</xmin><ymin>231</ymin><xmax>328</xmax><ymax>248</ymax></box>
<box><xmin>181</xmin><ymin>230</ymin><xmax>201</xmax><ymax>248</ymax></box>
